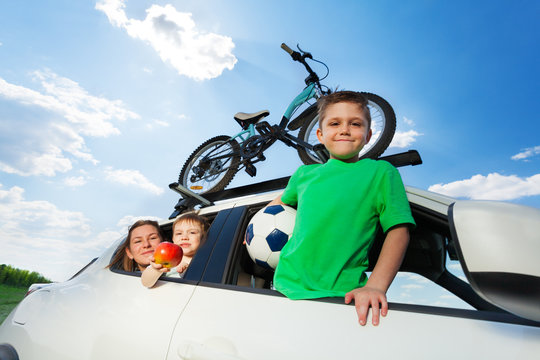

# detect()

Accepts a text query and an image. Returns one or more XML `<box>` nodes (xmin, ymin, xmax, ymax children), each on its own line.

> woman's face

<box><xmin>125</xmin><ymin>224</ymin><xmax>161</xmax><ymax>270</ymax></box>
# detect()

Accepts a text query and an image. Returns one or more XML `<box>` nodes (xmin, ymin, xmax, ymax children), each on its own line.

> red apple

<box><xmin>153</xmin><ymin>242</ymin><xmax>183</xmax><ymax>268</ymax></box>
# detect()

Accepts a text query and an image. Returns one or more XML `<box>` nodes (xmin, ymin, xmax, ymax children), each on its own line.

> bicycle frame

<box><xmin>228</xmin><ymin>82</ymin><xmax>318</xmax><ymax>148</ymax></box>
<box><xmin>280</xmin><ymin>83</ymin><xmax>318</xmax><ymax>128</ymax></box>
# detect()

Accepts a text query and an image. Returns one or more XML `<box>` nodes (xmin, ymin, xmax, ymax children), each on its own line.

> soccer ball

<box><xmin>245</xmin><ymin>204</ymin><xmax>296</xmax><ymax>269</ymax></box>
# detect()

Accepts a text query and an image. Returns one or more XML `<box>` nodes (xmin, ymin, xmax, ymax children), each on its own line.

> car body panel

<box><xmin>1</xmin><ymin>252</ymin><xmax>198</xmax><ymax>360</ymax></box>
<box><xmin>168</xmin><ymin>285</ymin><xmax>540</xmax><ymax>360</ymax></box>
<box><xmin>451</xmin><ymin>200</ymin><xmax>540</xmax><ymax>275</ymax></box>
<box><xmin>1</xmin><ymin>182</ymin><xmax>539</xmax><ymax>359</ymax></box>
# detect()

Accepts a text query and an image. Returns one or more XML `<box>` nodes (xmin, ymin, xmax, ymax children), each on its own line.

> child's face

<box><xmin>316</xmin><ymin>102</ymin><xmax>372</xmax><ymax>163</ymax></box>
<box><xmin>172</xmin><ymin>221</ymin><xmax>203</xmax><ymax>257</ymax></box>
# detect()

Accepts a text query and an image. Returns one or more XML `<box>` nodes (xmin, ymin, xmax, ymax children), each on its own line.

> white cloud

<box><xmin>512</xmin><ymin>145</ymin><xmax>540</xmax><ymax>161</ymax></box>
<box><xmin>403</xmin><ymin>116</ymin><xmax>415</xmax><ymax>126</ymax></box>
<box><xmin>429</xmin><ymin>172</ymin><xmax>540</xmax><ymax>200</ymax></box>
<box><xmin>439</xmin><ymin>294</ymin><xmax>457</xmax><ymax>299</ymax></box>
<box><xmin>0</xmin><ymin>70</ymin><xmax>139</xmax><ymax>176</ymax></box>
<box><xmin>0</xmin><ymin>184</ymin><xmax>97</xmax><ymax>280</ymax></box>
<box><xmin>146</xmin><ymin>118</ymin><xmax>170</xmax><ymax>129</ymax></box>
<box><xmin>387</xmin><ymin>117</ymin><xmax>422</xmax><ymax>149</ymax></box>
<box><xmin>401</xmin><ymin>284</ymin><xmax>424</xmax><ymax>290</ymax></box>
<box><xmin>116</xmin><ymin>214</ymin><xmax>163</xmax><ymax>233</ymax></box>
<box><xmin>430</xmin><ymin>300</ymin><xmax>451</xmax><ymax>307</ymax></box>
<box><xmin>96</xmin><ymin>0</ymin><xmax>237</xmax><ymax>81</ymax></box>
<box><xmin>105</xmin><ymin>167</ymin><xmax>164</xmax><ymax>195</ymax></box>
<box><xmin>389</xmin><ymin>130</ymin><xmax>422</xmax><ymax>148</ymax></box>
<box><xmin>64</xmin><ymin>176</ymin><xmax>87</xmax><ymax>187</ymax></box>
<box><xmin>397</xmin><ymin>272</ymin><xmax>430</xmax><ymax>283</ymax></box>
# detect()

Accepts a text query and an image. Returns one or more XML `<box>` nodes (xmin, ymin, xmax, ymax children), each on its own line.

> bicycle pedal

<box><xmin>244</xmin><ymin>163</ymin><xmax>257</xmax><ymax>177</ymax></box>
<box><xmin>257</xmin><ymin>154</ymin><xmax>266</xmax><ymax>161</ymax></box>
<box><xmin>255</xmin><ymin>121</ymin><xmax>273</xmax><ymax>135</ymax></box>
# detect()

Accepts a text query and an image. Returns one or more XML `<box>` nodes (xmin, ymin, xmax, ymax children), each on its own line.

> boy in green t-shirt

<box><xmin>269</xmin><ymin>91</ymin><xmax>415</xmax><ymax>326</ymax></box>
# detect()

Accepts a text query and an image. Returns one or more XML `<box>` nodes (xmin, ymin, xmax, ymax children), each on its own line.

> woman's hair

<box><xmin>107</xmin><ymin>219</ymin><xmax>164</xmax><ymax>272</ymax></box>
<box><xmin>317</xmin><ymin>90</ymin><xmax>371</xmax><ymax>128</ymax></box>
<box><xmin>172</xmin><ymin>212</ymin><xmax>210</xmax><ymax>246</ymax></box>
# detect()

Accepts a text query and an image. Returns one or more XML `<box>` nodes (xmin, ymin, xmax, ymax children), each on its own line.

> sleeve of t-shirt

<box><xmin>377</xmin><ymin>162</ymin><xmax>416</xmax><ymax>232</ymax></box>
<box><xmin>280</xmin><ymin>166</ymin><xmax>301</xmax><ymax>207</ymax></box>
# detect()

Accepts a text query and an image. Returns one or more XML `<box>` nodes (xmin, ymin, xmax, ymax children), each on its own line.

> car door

<box><xmin>166</xmin><ymin>205</ymin><xmax>540</xmax><ymax>360</ymax></box>
<box><xmin>6</xmin><ymin>212</ymin><xmax>236</xmax><ymax>360</ymax></box>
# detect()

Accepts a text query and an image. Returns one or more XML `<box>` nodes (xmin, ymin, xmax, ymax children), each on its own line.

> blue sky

<box><xmin>0</xmin><ymin>0</ymin><xmax>538</xmax><ymax>304</ymax></box>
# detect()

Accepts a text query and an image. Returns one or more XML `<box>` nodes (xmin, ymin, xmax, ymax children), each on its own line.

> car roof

<box><xmin>166</xmin><ymin>183</ymin><xmax>456</xmax><ymax>224</ymax></box>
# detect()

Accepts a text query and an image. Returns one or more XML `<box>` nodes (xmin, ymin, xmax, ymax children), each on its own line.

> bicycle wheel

<box><xmin>179</xmin><ymin>135</ymin><xmax>241</xmax><ymax>194</ymax></box>
<box><xmin>297</xmin><ymin>92</ymin><xmax>396</xmax><ymax>164</ymax></box>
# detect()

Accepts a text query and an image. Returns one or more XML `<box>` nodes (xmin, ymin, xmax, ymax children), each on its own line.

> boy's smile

<box><xmin>316</xmin><ymin>102</ymin><xmax>372</xmax><ymax>163</ymax></box>
<box><xmin>172</xmin><ymin>221</ymin><xmax>203</xmax><ymax>257</ymax></box>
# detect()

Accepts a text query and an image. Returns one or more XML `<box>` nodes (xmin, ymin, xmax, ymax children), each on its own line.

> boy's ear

<box><xmin>366</xmin><ymin>128</ymin><xmax>372</xmax><ymax>144</ymax></box>
<box><xmin>316</xmin><ymin>127</ymin><xmax>324</xmax><ymax>143</ymax></box>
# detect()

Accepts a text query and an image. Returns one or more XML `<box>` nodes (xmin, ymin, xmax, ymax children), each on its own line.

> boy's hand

<box><xmin>344</xmin><ymin>286</ymin><xmax>388</xmax><ymax>326</ymax></box>
<box><xmin>176</xmin><ymin>261</ymin><xmax>189</xmax><ymax>274</ymax></box>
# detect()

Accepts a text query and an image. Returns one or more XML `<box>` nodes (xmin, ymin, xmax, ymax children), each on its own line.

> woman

<box><xmin>108</xmin><ymin>219</ymin><xmax>164</xmax><ymax>272</ymax></box>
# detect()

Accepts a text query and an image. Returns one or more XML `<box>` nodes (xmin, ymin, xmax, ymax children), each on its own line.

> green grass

<box><xmin>0</xmin><ymin>284</ymin><xmax>27</xmax><ymax>325</ymax></box>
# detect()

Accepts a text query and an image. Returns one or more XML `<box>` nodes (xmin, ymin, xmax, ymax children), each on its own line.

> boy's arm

<box><xmin>344</xmin><ymin>225</ymin><xmax>409</xmax><ymax>326</ymax></box>
<box><xmin>267</xmin><ymin>195</ymin><xmax>285</xmax><ymax>206</ymax></box>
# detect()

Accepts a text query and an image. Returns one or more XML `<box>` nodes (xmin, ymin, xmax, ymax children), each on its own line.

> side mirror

<box><xmin>449</xmin><ymin>201</ymin><xmax>540</xmax><ymax>322</ymax></box>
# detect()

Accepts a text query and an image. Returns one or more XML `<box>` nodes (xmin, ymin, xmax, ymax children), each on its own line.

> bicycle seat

<box><xmin>234</xmin><ymin>110</ymin><xmax>270</xmax><ymax>123</ymax></box>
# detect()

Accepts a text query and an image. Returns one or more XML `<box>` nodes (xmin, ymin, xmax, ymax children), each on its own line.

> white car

<box><xmin>1</xmin><ymin>156</ymin><xmax>539</xmax><ymax>360</ymax></box>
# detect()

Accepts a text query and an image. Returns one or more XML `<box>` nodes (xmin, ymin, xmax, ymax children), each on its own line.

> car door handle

<box><xmin>177</xmin><ymin>338</ymin><xmax>245</xmax><ymax>360</ymax></box>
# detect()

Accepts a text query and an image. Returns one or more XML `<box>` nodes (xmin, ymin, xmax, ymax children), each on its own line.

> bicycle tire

<box><xmin>297</xmin><ymin>92</ymin><xmax>396</xmax><ymax>164</ymax></box>
<box><xmin>179</xmin><ymin>135</ymin><xmax>241</xmax><ymax>194</ymax></box>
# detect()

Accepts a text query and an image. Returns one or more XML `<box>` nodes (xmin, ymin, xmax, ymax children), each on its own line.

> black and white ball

<box><xmin>245</xmin><ymin>204</ymin><xmax>296</xmax><ymax>269</ymax></box>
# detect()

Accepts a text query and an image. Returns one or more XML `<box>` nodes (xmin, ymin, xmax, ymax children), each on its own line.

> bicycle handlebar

<box><xmin>280</xmin><ymin>43</ymin><xmax>294</xmax><ymax>55</ymax></box>
<box><xmin>281</xmin><ymin>42</ymin><xmax>323</xmax><ymax>88</ymax></box>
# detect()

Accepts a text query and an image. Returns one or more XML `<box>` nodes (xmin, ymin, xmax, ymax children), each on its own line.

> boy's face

<box><xmin>172</xmin><ymin>221</ymin><xmax>203</xmax><ymax>257</ymax></box>
<box><xmin>316</xmin><ymin>102</ymin><xmax>372</xmax><ymax>163</ymax></box>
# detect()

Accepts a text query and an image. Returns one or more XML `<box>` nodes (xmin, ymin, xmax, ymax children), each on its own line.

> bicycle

<box><xmin>178</xmin><ymin>43</ymin><xmax>397</xmax><ymax>194</ymax></box>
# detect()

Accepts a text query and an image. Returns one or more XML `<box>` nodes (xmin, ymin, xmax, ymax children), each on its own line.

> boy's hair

<box><xmin>107</xmin><ymin>219</ymin><xmax>163</xmax><ymax>272</ymax></box>
<box><xmin>317</xmin><ymin>91</ymin><xmax>371</xmax><ymax>128</ymax></box>
<box><xmin>172</xmin><ymin>212</ymin><xmax>210</xmax><ymax>245</ymax></box>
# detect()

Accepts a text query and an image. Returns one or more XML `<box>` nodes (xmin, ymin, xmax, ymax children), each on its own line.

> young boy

<box><xmin>166</xmin><ymin>213</ymin><xmax>209</xmax><ymax>277</ymax></box>
<box><xmin>142</xmin><ymin>212</ymin><xmax>209</xmax><ymax>287</ymax></box>
<box><xmin>269</xmin><ymin>91</ymin><xmax>415</xmax><ymax>326</ymax></box>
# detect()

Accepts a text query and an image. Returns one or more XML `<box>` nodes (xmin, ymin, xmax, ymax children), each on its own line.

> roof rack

<box><xmin>169</xmin><ymin>149</ymin><xmax>422</xmax><ymax>219</ymax></box>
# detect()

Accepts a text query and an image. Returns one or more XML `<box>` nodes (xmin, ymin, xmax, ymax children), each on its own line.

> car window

<box><xmin>385</xmin><ymin>270</ymin><xmax>474</xmax><ymax>310</ymax></box>
<box><xmin>446</xmin><ymin>255</ymin><xmax>469</xmax><ymax>284</ymax></box>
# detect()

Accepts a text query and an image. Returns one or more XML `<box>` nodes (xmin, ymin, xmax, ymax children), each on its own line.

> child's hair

<box><xmin>107</xmin><ymin>219</ymin><xmax>164</xmax><ymax>271</ymax></box>
<box><xmin>317</xmin><ymin>91</ymin><xmax>371</xmax><ymax>128</ymax></box>
<box><xmin>172</xmin><ymin>212</ymin><xmax>210</xmax><ymax>245</ymax></box>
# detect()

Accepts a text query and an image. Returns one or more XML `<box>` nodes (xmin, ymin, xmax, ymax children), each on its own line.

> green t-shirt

<box><xmin>274</xmin><ymin>158</ymin><xmax>415</xmax><ymax>300</ymax></box>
